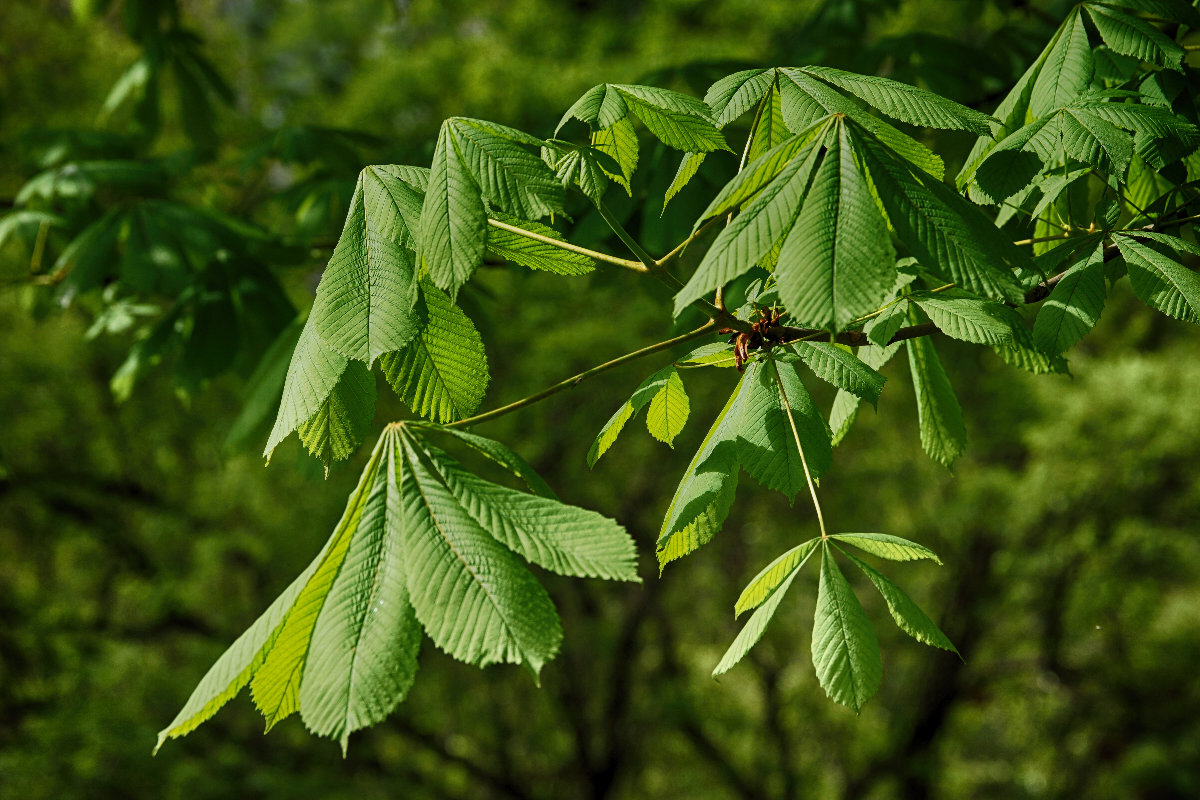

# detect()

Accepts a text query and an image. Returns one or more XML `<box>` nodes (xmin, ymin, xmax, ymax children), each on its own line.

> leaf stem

<box><xmin>487</xmin><ymin>218</ymin><xmax>645</xmax><ymax>272</ymax></box>
<box><xmin>446</xmin><ymin>322</ymin><xmax>718</xmax><ymax>428</ymax></box>
<box><xmin>771</xmin><ymin>365</ymin><xmax>828</xmax><ymax>540</ymax></box>
<box><xmin>596</xmin><ymin>200</ymin><xmax>660</xmax><ymax>271</ymax></box>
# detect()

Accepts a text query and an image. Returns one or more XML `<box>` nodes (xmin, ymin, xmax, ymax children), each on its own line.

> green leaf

<box><xmin>398</xmin><ymin>436</ymin><xmax>562</xmax><ymax>675</ymax></box>
<box><xmin>266</xmin><ymin>320</ymin><xmax>375</xmax><ymax>464</ymax></box>
<box><xmin>486</xmin><ymin>213</ymin><xmax>595</xmax><ymax>276</ymax></box>
<box><xmin>613</xmin><ymin>84</ymin><xmax>730</xmax><ymax>153</ymax></box>
<box><xmin>1115</xmin><ymin>234</ymin><xmax>1200</xmax><ymax>323</ymax></box>
<box><xmin>864</xmin><ymin>302</ymin><xmax>909</xmax><ymax>346</ymax></box>
<box><xmin>592</xmin><ymin>117</ymin><xmax>640</xmax><ymax>195</ymax></box>
<box><xmin>747</xmin><ymin>82</ymin><xmax>790</xmax><ymax>163</ymax></box>
<box><xmin>841</xmin><ymin>550</ymin><xmax>957</xmax><ymax>654</ymax></box>
<box><xmin>675</xmin><ymin>342</ymin><xmax>738</xmax><ymax>368</ymax></box>
<box><xmin>447</xmin><ymin>118</ymin><xmax>563</xmax><ymax>220</ymax></box>
<box><xmin>309</xmin><ymin>167</ymin><xmax>423</xmax><ymax>363</ymax></box>
<box><xmin>734</xmin><ymin>538</ymin><xmax>820</xmax><ymax>616</ymax></box>
<box><xmin>854</xmin><ymin>127</ymin><xmax>1025</xmax><ymax>303</ymax></box>
<box><xmin>1059</xmin><ymin>108</ymin><xmax>1134</xmax><ymax>177</ymax></box>
<box><xmin>907</xmin><ymin>334</ymin><xmax>966</xmax><ymax>468</ymax></box>
<box><xmin>298</xmin><ymin>432</ymin><xmax>422</xmax><ymax>752</ymax></box>
<box><xmin>552</xmin><ymin>147</ymin><xmax>610</xmax><ymax>205</ymax></box>
<box><xmin>735</xmin><ymin>358</ymin><xmax>832</xmax><ymax>501</ymax></box>
<box><xmin>673</xmin><ymin>136</ymin><xmax>825</xmax><ymax>315</ymax></box>
<box><xmin>420</xmin><ymin>122</ymin><xmax>487</xmax><ymax>296</ymax></box>
<box><xmin>712</xmin><ymin>564</ymin><xmax>802</xmax><ymax>677</ymax></box>
<box><xmin>914</xmin><ymin>293</ymin><xmax>1020</xmax><ymax>346</ymax></box>
<box><xmin>1030</xmin><ymin>10</ymin><xmax>1094</xmax><ymax>118</ymax></box>
<box><xmin>705</xmin><ymin>68</ymin><xmax>775</xmax><ymax>127</ymax></box>
<box><xmin>790</xmin><ymin>342</ymin><xmax>886</xmax><ymax>406</ymax></box>
<box><xmin>645</xmin><ymin>367</ymin><xmax>690</xmax><ymax>447</ymax></box>
<box><xmin>776</xmin><ymin>122</ymin><xmax>896</xmax><ymax>332</ymax></box>
<box><xmin>829</xmin><ymin>532</ymin><xmax>943</xmax><ymax>564</ymax></box>
<box><xmin>251</xmin><ymin>436</ymin><xmax>391</xmax><ymax>729</ymax></box>
<box><xmin>801</xmin><ymin>66</ymin><xmax>993</xmax><ymax>135</ymax></box>
<box><xmin>411</xmin><ymin>424</ymin><xmax>557</xmax><ymax>499</ymax></box>
<box><xmin>663</xmin><ymin>151</ymin><xmax>707</xmax><ymax>210</ymax></box>
<box><xmin>1086</xmin><ymin>4</ymin><xmax>1185</xmax><ymax>70</ymax></box>
<box><xmin>811</xmin><ymin>544</ymin><xmax>882</xmax><ymax>712</ymax></box>
<box><xmin>587</xmin><ymin>365</ymin><xmax>675</xmax><ymax>467</ymax></box>
<box><xmin>1033</xmin><ymin>241</ymin><xmax>1107</xmax><ymax>353</ymax></box>
<box><xmin>411</xmin><ymin>433</ymin><xmax>639</xmax><ymax>582</ymax></box>
<box><xmin>380</xmin><ymin>282</ymin><xmax>489</xmax><ymax>423</ymax></box>
<box><xmin>296</xmin><ymin>359</ymin><xmax>377</xmax><ymax>470</ymax></box>
<box><xmin>657</xmin><ymin>374</ymin><xmax>746</xmax><ymax>568</ymax></box>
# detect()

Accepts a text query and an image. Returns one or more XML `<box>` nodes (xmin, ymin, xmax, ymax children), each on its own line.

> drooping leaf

<box><xmin>614</xmin><ymin>84</ymin><xmax>731</xmax><ymax>153</ymax></box>
<box><xmin>411</xmin><ymin>424</ymin><xmax>557</xmax><ymax>499</ymax></box>
<box><xmin>914</xmin><ymin>293</ymin><xmax>1021</xmax><ymax>346</ymax></box>
<box><xmin>811</xmin><ymin>544</ymin><xmax>882</xmax><ymax>712</ymax></box>
<box><xmin>735</xmin><ymin>357</ymin><xmax>833</xmax><ymax>501</ymax></box>
<box><xmin>907</xmin><ymin>333</ymin><xmax>966</xmax><ymax>468</ymax></box>
<box><xmin>746</xmin><ymin>82</ymin><xmax>790</xmax><ymax>163</ymax></box>
<box><xmin>592</xmin><ymin>117</ymin><xmax>640</xmax><ymax>194</ymax></box>
<box><xmin>1086</xmin><ymin>4</ymin><xmax>1185</xmax><ymax>70</ymax></box>
<box><xmin>734</xmin><ymin>538</ymin><xmax>820</xmax><ymax>616</ymax></box>
<box><xmin>664</xmin><ymin>151</ymin><xmax>707</xmax><ymax>209</ymax></box>
<box><xmin>296</xmin><ymin>359</ymin><xmax>377</xmax><ymax>470</ymax></box>
<box><xmin>397</xmin><ymin>436</ymin><xmax>563</xmax><ymax>675</ymax></box>
<box><xmin>841</xmin><ymin>549</ymin><xmax>958</xmax><ymax>654</ymax></box>
<box><xmin>411</xmin><ymin>433</ymin><xmax>639</xmax><ymax>582</ymax></box>
<box><xmin>380</xmin><ymin>282</ymin><xmax>489</xmax><ymax>423</ymax></box>
<box><xmin>828</xmin><ymin>341</ymin><xmax>902</xmax><ymax>447</ymax></box>
<box><xmin>829</xmin><ymin>532</ymin><xmax>943</xmax><ymax>564</ymax></box>
<box><xmin>645</xmin><ymin>367</ymin><xmax>690</xmax><ymax>447</ymax></box>
<box><xmin>864</xmin><ymin>302</ymin><xmax>909</xmax><ymax>347</ymax></box>
<box><xmin>712</xmin><ymin>564</ymin><xmax>802</xmax><ymax>677</ymax></box>
<box><xmin>789</xmin><ymin>342</ymin><xmax>886</xmax><ymax>406</ymax></box>
<box><xmin>420</xmin><ymin>123</ymin><xmax>487</xmax><ymax>296</ymax></box>
<box><xmin>1115</xmin><ymin>234</ymin><xmax>1200</xmax><ymax>323</ymax></box>
<box><xmin>1033</xmin><ymin>241</ymin><xmax>1108</xmax><ymax>353</ymax></box>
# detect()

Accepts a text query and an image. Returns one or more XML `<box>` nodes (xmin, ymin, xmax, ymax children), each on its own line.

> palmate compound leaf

<box><xmin>906</xmin><ymin>321</ymin><xmax>966</xmax><ymax>469</ymax></box>
<box><xmin>1115</xmin><ymin>234</ymin><xmax>1200</xmax><ymax>323</ymax></box>
<box><xmin>420</xmin><ymin>118</ymin><xmax>564</xmax><ymax>296</ymax></box>
<box><xmin>379</xmin><ymin>281</ymin><xmax>489</xmax><ymax>424</ymax></box>
<box><xmin>265</xmin><ymin>318</ymin><xmax>378</xmax><ymax>467</ymax></box>
<box><xmin>309</xmin><ymin>166</ymin><xmax>424</xmax><ymax>364</ymax></box>
<box><xmin>162</xmin><ymin>424</ymin><xmax>637</xmax><ymax>751</ymax></box>
<box><xmin>838</xmin><ymin>549</ymin><xmax>958</xmax><ymax>655</ymax></box>
<box><xmin>812</xmin><ymin>542</ymin><xmax>882</xmax><ymax>712</ymax></box>
<box><xmin>1033</xmin><ymin>241</ymin><xmax>1108</xmax><ymax>353</ymax></box>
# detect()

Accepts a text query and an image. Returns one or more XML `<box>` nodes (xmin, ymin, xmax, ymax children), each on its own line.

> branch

<box><xmin>447</xmin><ymin>321</ymin><xmax>718</xmax><ymax>428</ymax></box>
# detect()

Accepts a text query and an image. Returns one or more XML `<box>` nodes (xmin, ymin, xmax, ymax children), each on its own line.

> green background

<box><xmin>2</xmin><ymin>1</ymin><xmax>1199</xmax><ymax>797</ymax></box>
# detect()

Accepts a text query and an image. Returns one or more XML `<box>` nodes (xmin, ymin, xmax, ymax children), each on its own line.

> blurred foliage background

<box><xmin>3</xmin><ymin>1</ymin><xmax>1200</xmax><ymax>798</ymax></box>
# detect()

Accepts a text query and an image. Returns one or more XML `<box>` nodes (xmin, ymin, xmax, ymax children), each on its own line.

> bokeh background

<box><xmin>3</xmin><ymin>1</ymin><xmax>1200</xmax><ymax>798</ymax></box>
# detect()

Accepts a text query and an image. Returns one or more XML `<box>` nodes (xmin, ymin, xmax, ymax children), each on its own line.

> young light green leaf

<box><xmin>380</xmin><ymin>282</ymin><xmax>489</xmax><ymax>423</ymax></box>
<box><xmin>266</xmin><ymin>320</ymin><xmax>353</xmax><ymax>460</ymax></box>
<box><xmin>864</xmin><ymin>302</ymin><xmax>909</xmax><ymax>346</ymax></box>
<box><xmin>587</xmin><ymin>365</ymin><xmax>674</xmax><ymax>467</ymax></box>
<box><xmin>811</xmin><ymin>544</ymin><xmax>882</xmax><ymax>712</ymax></box>
<box><xmin>734</xmin><ymin>538</ymin><xmax>820</xmax><ymax>616</ymax></box>
<box><xmin>657</xmin><ymin>373</ymin><xmax>747</xmax><ymax>569</ymax></box>
<box><xmin>907</xmin><ymin>335</ymin><xmax>966</xmax><ymax>468</ymax></box>
<box><xmin>735</xmin><ymin>358</ymin><xmax>833</xmax><ymax>501</ymax></box>
<box><xmin>705</xmin><ymin>68</ymin><xmax>775</xmax><ymax>127</ymax></box>
<box><xmin>663</xmin><ymin>151</ymin><xmax>707</xmax><ymax>210</ymax></box>
<box><xmin>398</xmin><ymin>438</ymin><xmax>562</xmax><ymax>675</ymax></box>
<box><xmin>1033</xmin><ymin>241</ymin><xmax>1107</xmax><ymax>353</ymax></box>
<box><xmin>1115</xmin><ymin>234</ymin><xmax>1200</xmax><ymax>323</ymax></box>
<box><xmin>613</xmin><ymin>84</ymin><xmax>730</xmax><ymax>153</ymax></box>
<box><xmin>800</xmin><ymin>66</ymin><xmax>993</xmax><ymax>135</ymax></box>
<box><xmin>840</xmin><ymin>550</ymin><xmax>958</xmax><ymax>654</ymax></box>
<box><xmin>776</xmin><ymin>122</ymin><xmax>896</xmax><ymax>332</ymax></box>
<box><xmin>712</xmin><ymin>565</ymin><xmax>801</xmax><ymax>677</ymax></box>
<box><xmin>829</xmin><ymin>532</ymin><xmax>943</xmax><ymax>564</ymax></box>
<box><xmin>675</xmin><ymin>342</ymin><xmax>738</xmax><ymax>368</ymax></box>
<box><xmin>645</xmin><ymin>367</ymin><xmax>690</xmax><ymax>447</ymax></box>
<box><xmin>592</xmin><ymin>117</ymin><xmax>640</xmax><ymax>194</ymax></box>
<box><xmin>789</xmin><ymin>342</ymin><xmax>886</xmax><ymax>407</ymax></box>
<box><xmin>448</xmin><ymin>118</ymin><xmax>563</xmax><ymax>220</ymax></box>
